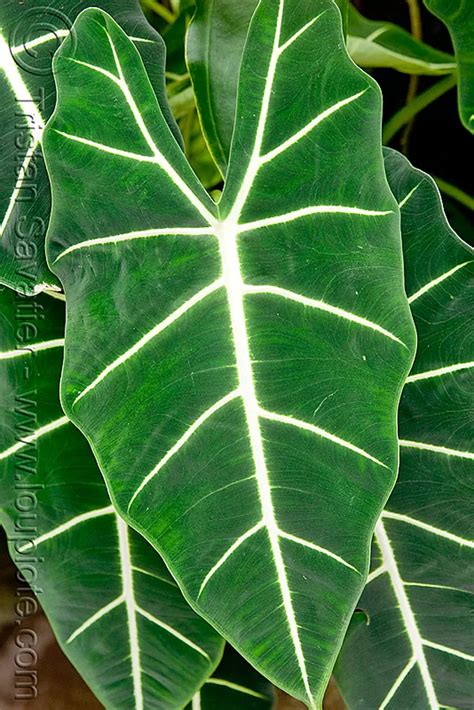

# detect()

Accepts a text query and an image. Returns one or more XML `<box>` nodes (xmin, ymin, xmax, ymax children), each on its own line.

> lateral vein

<box><xmin>136</xmin><ymin>606</ymin><xmax>210</xmax><ymax>660</ymax></box>
<box><xmin>67</xmin><ymin>595</ymin><xmax>124</xmax><ymax>644</ymax></box>
<box><xmin>0</xmin><ymin>416</ymin><xmax>69</xmax><ymax>461</ymax></box>
<box><xmin>205</xmin><ymin>678</ymin><xmax>267</xmax><ymax>698</ymax></box>
<box><xmin>382</xmin><ymin>511</ymin><xmax>474</xmax><ymax>548</ymax></box>
<box><xmin>245</xmin><ymin>284</ymin><xmax>404</xmax><ymax>344</ymax></box>
<box><xmin>277</xmin><ymin>13</ymin><xmax>325</xmax><ymax>54</ymax></box>
<box><xmin>408</xmin><ymin>261</ymin><xmax>472</xmax><ymax>303</ymax></box>
<box><xmin>379</xmin><ymin>657</ymin><xmax>416</xmax><ymax>710</ymax></box>
<box><xmin>237</xmin><ymin>205</ymin><xmax>393</xmax><ymax>233</ymax></box>
<box><xmin>54</xmin><ymin>227</ymin><xmax>215</xmax><ymax>262</ymax></box>
<box><xmin>398</xmin><ymin>182</ymin><xmax>422</xmax><ymax>209</ymax></box>
<box><xmin>260</xmin><ymin>409</ymin><xmax>388</xmax><ymax>468</ymax></box>
<box><xmin>367</xmin><ymin>565</ymin><xmax>387</xmax><ymax>583</ymax></box>
<box><xmin>260</xmin><ymin>91</ymin><xmax>366</xmax><ymax>164</ymax></box>
<box><xmin>0</xmin><ymin>34</ymin><xmax>44</xmax><ymax>237</ymax></box>
<box><xmin>73</xmin><ymin>279</ymin><xmax>224</xmax><ymax>405</ymax></box>
<box><xmin>406</xmin><ymin>361</ymin><xmax>474</xmax><ymax>382</ymax></box>
<box><xmin>278</xmin><ymin>529</ymin><xmax>360</xmax><ymax>573</ymax></box>
<box><xmin>198</xmin><ymin>521</ymin><xmax>265</xmax><ymax>597</ymax></box>
<box><xmin>19</xmin><ymin>505</ymin><xmax>115</xmax><ymax>552</ymax></box>
<box><xmin>104</xmin><ymin>28</ymin><xmax>215</xmax><ymax>225</ymax></box>
<box><xmin>422</xmin><ymin>640</ymin><xmax>474</xmax><ymax>663</ymax></box>
<box><xmin>127</xmin><ymin>389</ymin><xmax>241</xmax><ymax>511</ymax></box>
<box><xmin>0</xmin><ymin>339</ymin><xmax>64</xmax><ymax>359</ymax></box>
<box><xmin>400</xmin><ymin>439</ymin><xmax>474</xmax><ymax>460</ymax></box>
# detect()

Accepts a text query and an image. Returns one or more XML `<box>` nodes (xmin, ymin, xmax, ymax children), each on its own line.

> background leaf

<box><xmin>424</xmin><ymin>0</ymin><xmax>474</xmax><ymax>131</ymax></box>
<box><xmin>187</xmin><ymin>0</ymin><xmax>257</xmax><ymax>176</ymax></box>
<box><xmin>0</xmin><ymin>0</ymin><xmax>180</xmax><ymax>295</ymax></box>
<box><xmin>188</xmin><ymin>645</ymin><xmax>275</xmax><ymax>709</ymax></box>
<box><xmin>335</xmin><ymin>149</ymin><xmax>474</xmax><ymax>709</ymax></box>
<box><xmin>347</xmin><ymin>4</ymin><xmax>456</xmax><ymax>75</ymax></box>
<box><xmin>43</xmin><ymin>4</ymin><xmax>415</xmax><ymax>705</ymax></box>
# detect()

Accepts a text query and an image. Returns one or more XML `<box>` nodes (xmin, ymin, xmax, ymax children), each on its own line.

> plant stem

<box><xmin>141</xmin><ymin>0</ymin><xmax>176</xmax><ymax>24</ymax></box>
<box><xmin>434</xmin><ymin>177</ymin><xmax>474</xmax><ymax>211</ymax></box>
<box><xmin>168</xmin><ymin>86</ymin><xmax>195</xmax><ymax>119</ymax></box>
<box><xmin>401</xmin><ymin>0</ymin><xmax>422</xmax><ymax>152</ymax></box>
<box><xmin>383</xmin><ymin>73</ymin><xmax>457</xmax><ymax>144</ymax></box>
<box><xmin>406</xmin><ymin>0</ymin><xmax>423</xmax><ymax>42</ymax></box>
<box><xmin>166</xmin><ymin>71</ymin><xmax>189</xmax><ymax>83</ymax></box>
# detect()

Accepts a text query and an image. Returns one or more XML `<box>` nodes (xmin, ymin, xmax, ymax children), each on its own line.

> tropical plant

<box><xmin>0</xmin><ymin>0</ymin><xmax>472</xmax><ymax>708</ymax></box>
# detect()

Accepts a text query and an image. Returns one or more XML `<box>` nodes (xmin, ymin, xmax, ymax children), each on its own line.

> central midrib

<box><xmin>217</xmin><ymin>220</ymin><xmax>313</xmax><ymax>704</ymax></box>
<box><xmin>375</xmin><ymin>520</ymin><xmax>439</xmax><ymax>708</ymax></box>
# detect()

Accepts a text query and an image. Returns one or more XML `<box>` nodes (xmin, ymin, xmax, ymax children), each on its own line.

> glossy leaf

<box><xmin>347</xmin><ymin>5</ymin><xmax>456</xmax><ymax>76</ymax></box>
<box><xmin>187</xmin><ymin>0</ymin><xmax>257</xmax><ymax>175</ymax></box>
<box><xmin>188</xmin><ymin>645</ymin><xmax>275</xmax><ymax>709</ymax></box>
<box><xmin>0</xmin><ymin>287</ymin><xmax>223</xmax><ymax>709</ymax></box>
<box><xmin>0</xmin><ymin>0</ymin><xmax>180</xmax><ymax>295</ymax></box>
<box><xmin>335</xmin><ymin>150</ymin><xmax>474</xmax><ymax>709</ymax></box>
<box><xmin>43</xmin><ymin>5</ymin><xmax>415</xmax><ymax>705</ymax></box>
<box><xmin>424</xmin><ymin>0</ymin><xmax>474</xmax><ymax>132</ymax></box>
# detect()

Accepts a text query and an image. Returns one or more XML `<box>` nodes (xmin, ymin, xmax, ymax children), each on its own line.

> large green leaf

<box><xmin>424</xmin><ymin>0</ymin><xmax>474</xmax><ymax>132</ymax></box>
<box><xmin>347</xmin><ymin>5</ymin><xmax>456</xmax><ymax>76</ymax></box>
<box><xmin>335</xmin><ymin>150</ymin><xmax>474</xmax><ymax>709</ymax></box>
<box><xmin>0</xmin><ymin>0</ymin><xmax>180</xmax><ymax>295</ymax></box>
<box><xmin>188</xmin><ymin>645</ymin><xmax>275</xmax><ymax>709</ymax></box>
<box><xmin>0</xmin><ymin>287</ymin><xmax>223</xmax><ymax>708</ymax></box>
<box><xmin>43</xmin><ymin>5</ymin><xmax>415</xmax><ymax>705</ymax></box>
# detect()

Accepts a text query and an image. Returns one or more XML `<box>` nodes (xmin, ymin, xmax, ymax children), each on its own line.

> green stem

<box><xmin>383</xmin><ymin>73</ymin><xmax>457</xmax><ymax>144</ymax></box>
<box><xmin>141</xmin><ymin>0</ymin><xmax>176</xmax><ymax>24</ymax></box>
<box><xmin>166</xmin><ymin>71</ymin><xmax>189</xmax><ymax>83</ymax></box>
<box><xmin>434</xmin><ymin>177</ymin><xmax>474</xmax><ymax>211</ymax></box>
<box><xmin>168</xmin><ymin>86</ymin><xmax>195</xmax><ymax>119</ymax></box>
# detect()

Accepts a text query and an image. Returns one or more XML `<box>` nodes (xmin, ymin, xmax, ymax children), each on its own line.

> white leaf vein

<box><xmin>136</xmin><ymin>606</ymin><xmax>210</xmax><ymax>660</ymax></box>
<box><xmin>0</xmin><ymin>339</ymin><xmax>64</xmax><ymax>360</ymax></box>
<box><xmin>375</xmin><ymin>520</ymin><xmax>439</xmax><ymax>708</ymax></box>
<box><xmin>19</xmin><ymin>505</ymin><xmax>114</xmax><ymax>552</ymax></box>
<box><xmin>408</xmin><ymin>261</ymin><xmax>472</xmax><ymax>303</ymax></box>
<box><xmin>74</xmin><ymin>279</ymin><xmax>224</xmax><ymax>405</ymax></box>
<box><xmin>260</xmin><ymin>409</ymin><xmax>388</xmax><ymax>468</ymax></box>
<box><xmin>245</xmin><ymin>284</ymin><xmax>404</xmax><ymax>344</ymax></box>
<box><xmin>382</xmin><ymin>511</ymin><xmax>474</xmax><ymax>548</ymax></box>
<box><xmin>127</xmin><ymin>389</ymin><xmax>240</xmax><ymax>511</ymax></box>
<box><xmin>0</xmin><ymin>416</ymin><xmax>69</xmax><ymax>462</ymax></box>
<box><xmin>406</xmin><ymin>361</ymin><xmax>474</xmax><ymax>383</ymax></box>
<box><xmin>54</xmin><ymin>227</ymin><xmax>214</xmax><ymax>263</ymax></box>
<box><xmin>400</xmin><ymin>439</ymin><xmax>474</xmax><ymax>461</ymax></box>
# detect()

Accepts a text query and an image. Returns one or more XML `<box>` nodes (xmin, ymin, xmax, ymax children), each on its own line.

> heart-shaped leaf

<box><xmin>43</xmin><ymin>4</ymin><xmax>415</xmax><ymax>704</ymax></box>
<box><xmin>335</xmin><ymin>150</ymin><xmax>474</xmax><ymax>709</ymax></box>
<box><xmin>0</xmin><ymin>287</ymin><xmax>224</xmax><ymax>709</ymax></box>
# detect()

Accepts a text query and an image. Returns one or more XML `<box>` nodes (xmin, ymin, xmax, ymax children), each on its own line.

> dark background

<box><xmin>356</xmin><ymin>0</ymin><xmax>473</xmax><ymax>244</ymax></box>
